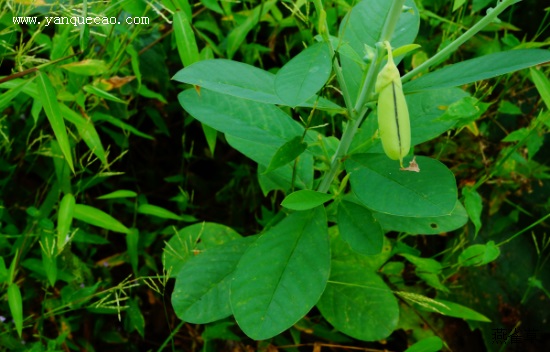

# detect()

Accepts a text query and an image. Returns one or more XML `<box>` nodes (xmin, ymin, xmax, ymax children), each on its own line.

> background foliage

<box><xmin>1</xmin><ymin>0</ymin><xmax>549</xmax><ymax>351</ymax></box>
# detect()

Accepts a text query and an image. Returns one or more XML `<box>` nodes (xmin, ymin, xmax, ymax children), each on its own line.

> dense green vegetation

<box><xmin>1</xmin><ymin>0</ymin><xmax>549</xmax><ymax>351</ymax></box>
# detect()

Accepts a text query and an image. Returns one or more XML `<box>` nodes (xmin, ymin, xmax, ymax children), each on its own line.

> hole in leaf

<box><xmin>430</xmin><ymin>223</ymin><xmax>438</xmax><ymax>229</ymax></box>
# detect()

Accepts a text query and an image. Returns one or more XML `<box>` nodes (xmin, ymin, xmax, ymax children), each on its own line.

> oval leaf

<box><xmin>317</xmin><ymin>231</ymin><xmax>398</xmax><ymax>341</ymax></box>
<box><xmin>73</xmin><ymin>204</ymin><xmax>130</xmax><ymax>234</ymax></box>
<box><xmin>281</xmin><ymin>190</ymin><xmax>333</xmax><ymax>211</ymax></box>
<box><xmin>230</xmin><ymin>208</ymin><xmax>330</xmax><ymax>340</ymax></box>
<box><xmin>337</xmin><ymin>200</ymin><xmax>384</xmax><ymax>255</ymax></box>
<box><xmin>458</xmin><ymin>241</ymin><xmax>500</xmax><ymax>267</ymax></box>
<box><xmin>373</xmin><ymin>200</ymin><xmax>468</xmax><ymax>235</ymax></box>
<box><xmin>275</xmin><ymin>42</ymin><xmax>332</xmax><ymax>107</ymax></box>
<box><xmin>264</xmin><ymin>136</ymin><xmax>308</xmax><ymax>174</ymax></box>
<box><xmin>172</xmin><ymin>237</ymin><xmax>254</xmax><ymax>324</ymax></box>
<box><xmin>405</xmin><ymin>336</ymin><xmax>444</xmax><ymax>352</ymax></box>
<box><xmin>173</xmin><ymin>59</ymin><xmax>281</xmax><ymax>104</ymax></box>
<box><xmin>163</xmin><ymin>222</ymin><xmax>241</xmax><ymax>277</ymax></box>
<box><xmin>404</xmin><ymin>49</ymin><xmax>550</xmax><ymax>93</ymax></box>
<box><xmin>347</xmin><ymin>154</ymin><xmax>458</xmax><ymax>217</ymax></box>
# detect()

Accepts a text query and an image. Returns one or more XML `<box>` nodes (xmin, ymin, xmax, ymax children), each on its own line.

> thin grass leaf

<box><xmin>8</xmin><ymin>283</ymin><xmax>23</xmax><ymax>337</ymax></box>
<box><xmin>74</xmin><ymin>204</ymin><xmax>130</xmax><ymax>234</ymax></box>
<box><xmin>36</xmin><ymin>71</ymin><xmax>74</xmax><ymax>173</ymax></box>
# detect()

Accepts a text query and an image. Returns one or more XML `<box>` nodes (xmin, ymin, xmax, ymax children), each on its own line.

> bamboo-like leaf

<box><xmin>8</xmin><ymin>283</ymin><xmax>23</xmax><ymax>337</ymax></box>
<box><xmin>57</xmin><ymin>193</ymin><xmax>75</xmax><ymax>252</ymax></box>
<box><xmin>127</xmin><ymin>228</ymin><xmax>139</xmax><ymax>276</ymax></box>
<box><xmin>83</xmin><ymin>85</ymin><xmax>126</xmax><ymax>104</ymax></box>
<box><xmin>173</xmin><ymin>10</ymin><xmax>200</xmax><ymax>67</ymax></box>
<box><xmin>97</xmin><ymin>190</ymin><xmax>138</xmax><ymax>199</ymax></box>
<box><xmin>36</xmin><ymin>71</ymin><xmax>74</xmax><ymax>172</ymax></box>
<box><xmin>60</xmin><ymin>104</ymin><xmax>107</xmax><ymax>165</ymax></box>
<box><xmin>530</xmin><ymin>67</ymin><xmax>550</xmax><ymax>110</ymax></box>
<box><xmin>74</xmin><ymin>204</ymin><xmax>130</xmax><ymax>234</ymax></box>
<box><xmin>137</xmin><ymin>204</ymin><xmax>184</xmax><ymax>221</ymax></box>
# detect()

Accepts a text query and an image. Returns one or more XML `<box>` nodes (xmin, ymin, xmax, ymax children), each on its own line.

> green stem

<box><xmin>312</xmin><ymin>0</ymin><xmax>354</xmax><ymax>116</ymax></box>
<box><xmin>402</xmin><ymin>0</ymin><xmax>520</xmax><ymax>83</ymax></box>
<box><xmin>496</xmin><ymin>212</ymin><xmax>550</xmax><ymax>247</ymax></box>
<box><xmin>317</xmin><ymin>0</ymin><xmax>405</xmax><ymax>193</ymax></box>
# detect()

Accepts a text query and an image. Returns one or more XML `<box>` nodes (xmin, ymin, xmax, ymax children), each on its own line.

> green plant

<box><xmin>167</xmin><ymin>0</ymin><xmax>550</xmax><ymax>346</ymax></box>
<box><xmin>1</xmin><ymin>0</ymin><xmax>549</xmax><ymax>350</ymax></box>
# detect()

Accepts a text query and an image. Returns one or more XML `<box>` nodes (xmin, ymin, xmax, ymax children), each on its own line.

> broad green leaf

<box><xmin>337</xmin><ymin>200</ymin><xmax>384</xmax><ymax>255</ymax></box>
<box><xmin>92</xmin><ymin>112</ymin><xmax>154</xmax><ymax>140</ymax></box>
<box><xmin>137</xmin><ymin>204</ymin><xmax>184</xmax><ymax>221</ymax></box>
<box><xmin>8</xmin><ymin>283</ymin><xmax>23</xmax><ymax>337</ymax></box>
<box><xmin>97</xmin><ymin>190</ymin><xmax>138</xmax><ymax>199</ymax></box>
<box><xmin>173</xmin><ymin>10</ymin><xmax>200</xmax><ymax>67</ymax></box>
<box><xmin>338</xmin><ymin>0</ymin><xmax>420</xmax><ymax>102</ymax></box>
<box><xmin>373</xmin><ymin>200</ymin><xmax>468</xmax><ymax>235</ymax></box>
<box><xmin>57</xmin><ymin>193</ymin><xmax>75</xmax><ymax>252</ymax></box>
<box><xmin>178</xmin><ymin>88</ymin><xmax>314</xmax><ymax>190</ymax></box>
<box><xmin>36</xmin><ymin>71</ymin><xmax>74</xmax><ymax>173</ymax></box>
<box><xmin>405</xmin><ymin>336</ymin><xmax>444</xmax><ymax>352</ymax></box>
<box><xmin>230</xmin><ymin>208</ymin><xmax>330</xmax><ymax>340</ymax></box>
<box><xmin>347</xmin><ymin>154</ymin><xmax>458</xmax><ymax>217</ymax></box>
<box><xmin>60</xmin><ymin>59</ymin><xmax>108</xmax><ymax>76</ymax></box>
<box><xmin>178</xmin><ymin>88</ymin><xmax>303</xmax><ymax>142</ymax></box>
<box><xmin>462</xmin><ymin>186</ymin><xmax>483</xmax><ymax>237</ymax></box>
<box><xmin>173</xmin><ymin>59</ymin><xmax>279</xmax><ymax>104</ymax></box>
<box><xmin>83</xmin><ymin>85</ymin><xmax>126</xmax><ymax>104</ymax></box>
<box><xmin>163</xmin><ymin>222</ymin><xmax>241</xmax><ymax>277</ymax></box>
<box><xmin>172</xmin><ymin>59</ymin><xmax>342</xmax><ymax>111</ymax></box>
<box><xmin>317</xmin><ymin>229</ymin><xmax>398</xmax><ymax>341</ymax></box>
<box><xmin>274</xmin><ymin>42</ymin><xmax>332</xmax><ymax>107</ymax></box>
<box><xmin>172</xmin><ymin>237</ymin><xmax>254</xmax><ymax>324</ymax></box>
<box><xmin>281</xmin><ymin>190</ymin><xmax>332</xmax><ymax>211</ymax></box>
<box><xmin>228</xmin><ymin>134</ymin><xmax>314</xmax><ymax>191</ymax></box>
<box><xmin>404</xmin><ymin>50</ymin><xmax>550</xmax><ymax>93</ymax></box>
<box><xmin>264</xmin><ymin>137</ymin><xmax>307</xmax><ymax>174</ymax></box>
<box><xmin>418</xmin><ymin>299</ymin><xmax>491</xmax><ymax>322</ymax></box>
<box><xmin>59</xmin><ymin>104</ymin><xmax>107</xmax><ymax>165</ymax></box>
<box><xmin>530</xmin><ymin>67</ymin><xmax>550</xmax><ymax>110</ymax></box>
<box><xmin>73</xmin><ymin>204</ymin><xmax>130</xmax><ymax>234</ymax></box>
<box><xmin>458</xmin><ymin>241</ymin><xmax>500</xmax><ymax>267</ymax></box>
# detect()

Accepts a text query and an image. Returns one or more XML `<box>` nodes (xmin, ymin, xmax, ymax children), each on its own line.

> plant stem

<box><xmin>402</xmin><ymin>0</ymin><xmax>520</xmax><ymax>83</ymax></box>
<box><xmin>317</xmin><ymin>0</ymin><xmax>405</xmax><ymax>193</ymax></box>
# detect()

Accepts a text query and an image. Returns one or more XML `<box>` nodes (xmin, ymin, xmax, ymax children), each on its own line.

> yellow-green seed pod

<box><xmin>375</xmin><ymin>41</ymin><xmax>411</xmax><ymax>167</ymax></box>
